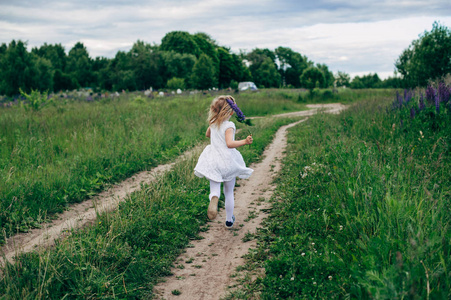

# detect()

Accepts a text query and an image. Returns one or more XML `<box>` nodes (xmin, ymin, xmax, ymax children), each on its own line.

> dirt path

<box><xmin>0</xmin><ymin>104</ymin><xmax>345</xmax><ymax>266</ymax></box>
<box><xmin>152</xmin><ymin>104</ymin><xmax>346</xmax><ymax>299</ymax></box>
<box><xmin>153</xmin><ymin>118</ymin><xmax>307</xmax><ymax>299</ymax></box>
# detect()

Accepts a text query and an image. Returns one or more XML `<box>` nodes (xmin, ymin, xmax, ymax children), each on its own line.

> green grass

<box><xmin>0</xmin><ymin>90</ymin><xmax>308</xmax><ymax>242</ymax></box>
<box><xmin>0</xmin><ymin>109</ymin><xmax>300</xmax><ymax>299</ymax></box>
<box><xmin>226</xmin><ymin>92</ymin><xmax>450</xmax><ymax>298</ymax></box>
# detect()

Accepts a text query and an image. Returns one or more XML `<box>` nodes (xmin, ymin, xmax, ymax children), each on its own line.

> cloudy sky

<box><xmin>1</xmin><ymin>0</ymin><xmax>450</xmax><ymax>79</ymax></box>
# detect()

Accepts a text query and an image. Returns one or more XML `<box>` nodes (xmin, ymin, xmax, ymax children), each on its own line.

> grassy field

<box><xmin>0</xmin><ymin>113</ymin><xmax>300</xmax><ymax>299</ymax></box>
<box><xmin>0</xmin><ymin>90</ymin><xmax>316</xmax><ymax>242</ymax></box>
<box><xmin>0</xmin><ymin>88</ymin><xmax>401</xmax><ymax>298</ymax></box>
<box><xmin>226</xmin><ymin>89</ymin><xmax>450</xmax><ymax>298</ymax></box>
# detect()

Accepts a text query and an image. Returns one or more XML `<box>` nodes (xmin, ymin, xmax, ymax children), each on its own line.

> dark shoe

<box><xmin>207</xmin><ymin>196</ymin><xmax>219</xmax><ymax>220</ymax></box>
<box><xmin>225</xmin><ymin>215</ymin><xmax>235</xmax><ymax>228</ymax></box>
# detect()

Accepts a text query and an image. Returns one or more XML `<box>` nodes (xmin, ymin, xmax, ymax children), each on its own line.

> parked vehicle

<box><xmin>238</xmin><ymin>82</ymin><xmax>258</xmax><ymax>91</ymax></box>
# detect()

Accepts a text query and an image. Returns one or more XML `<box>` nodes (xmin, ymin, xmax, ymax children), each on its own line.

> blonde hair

<box><xmin>208</xmin><ymin>95</ymin><xmax>235</xmax><ymax>127</ymax></box>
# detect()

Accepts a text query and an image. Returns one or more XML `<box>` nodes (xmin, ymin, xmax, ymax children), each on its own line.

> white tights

<box><xmin>209</xmin><ymin>178</ymin><xmax>236</xmax><ymax>222</ymax></box>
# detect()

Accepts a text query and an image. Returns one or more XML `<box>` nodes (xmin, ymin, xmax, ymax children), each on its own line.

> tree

<box><xmin>275</xmin><ymin>47</ymin><xmax>310</xmax><ymax>87</ymax></box>
<box><xmin>350</xmin><ymin>76</ymin><xmax>364</xmax><ymax>89</ymax></box>
<box><xmin>350</xmin><ymin>73</ymin><xmax>381</xmax><ymax>88</ymax></box>
<box><xmin>0</xmin><ymin>40</ymin><xmax>34</xmax><ymax>96</ymax></box>
<box><xmin>254</xmin><ymin>57</ymin><xmax>281</xmax><ymax>88</ymax></box>
<box><xmin>395</xmin><ymin>21</ymin><xmax>451</xmax><ymax>87</ymax></box>
<box><xmin>316</xmin><ymin>63</ymin><xmax>334</xmax><ymax>88</ymax></box>
<box><xmin>191</xmin><ymin>54</ymin><xmax>217</xmax><ymax>90</ymax></box>
<box><xmin>300</xmin><ymin>67</ymin><xmax>325</xmax><ymax>90</ymax></box>
<box><xmin>247</xmin><ymin>48</ymin><xmax>280</xmax><ymax>87</ymax></box>
<box><xmin>335</xmin><ymin>71</ymin><xmax>350</xmax><ymax>87</ymax></box>
<box><xmin>130</xmin><ymin>40</ymin><xmax>164</xmax><ymax>90</ymax></box>
<box><xmin>162</xmin><ymin>51</ymin><xmax>196</xmax><ymax>87</ymax></box>
<box><xmin>217</xmin><ymin>47</ymin><xmax>251</xmax><ymax>88</ymax></box>
<box><xmin>32</xmin><ymin>43</ymin><xmax>67</xmax><ymax>71</ymax></box>
<box><xmin>66</xmin><ymin>42</ymin><xmax>94</xmax><ymax>88</ymax></box>
<box><xmin>109</xmin><ymin>51</ymin><xmax>136</xmax><ymax>91</ymax></box>
<box><xmin>30</xmin><ymin>55</ymin><xmax>54</xmax><ymax>92</ymax></box>
<box><xmin>160</xmin><ymin>31</ymin><xmax>201</xmax><ymax>57</ymax></box>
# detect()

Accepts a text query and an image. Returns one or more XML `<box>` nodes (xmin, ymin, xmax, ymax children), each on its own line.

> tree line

<box><xmin>1</xmin><ymin>23</ymin><xmax>448</xmax><ymax>97</ymax></box>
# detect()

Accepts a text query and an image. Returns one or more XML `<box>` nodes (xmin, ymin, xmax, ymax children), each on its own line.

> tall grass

<box><xmin>0</xmin><ymin>115</ymin><xmax>300</xmax><ymax>299</ymax></box>
<box><xmin>227</xmin><ymin>91</ymin><xmax>450</xmax><ymax>298</ymax></box>
<box><xmin>0</xmin><ymin>91</ymin><xmax>310</xmax><ymax>242</ymax></box>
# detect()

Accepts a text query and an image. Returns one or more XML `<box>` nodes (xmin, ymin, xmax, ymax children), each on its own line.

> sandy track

<box><xmin>153</xmin><ymin>118</ymin><xmax>308</xmax><ymax>299</ymax></box>
<box><xmin>0</xmin><ymin>104</ymin><xmax>345</xmax><ymax>267</ymax></box>
<box><xmin>0</xmin><ymin>148</ymin><xmax>201</xmax><ymax>264</ymax></box>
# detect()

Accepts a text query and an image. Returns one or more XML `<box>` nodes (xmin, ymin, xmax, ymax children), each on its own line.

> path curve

<box><xmin>0</xmin><ymin>103</ymin><xmax>345</xmax><ymax>265</ymax></box>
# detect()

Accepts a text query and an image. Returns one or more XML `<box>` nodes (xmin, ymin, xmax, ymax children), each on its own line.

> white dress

<box><xmin>194</xmin><ymin>120</ymin><xmax>253</xmax><ymax>182</ymax></box>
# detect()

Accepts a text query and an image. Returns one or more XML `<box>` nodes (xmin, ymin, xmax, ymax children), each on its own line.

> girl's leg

<box><xmin>223</xmin><ymin>178</ymin><xmax>236</xmax><ymax>222</ymax></box>
<box><xmin>208</xmin><ymin>180</ymin><xmax>221</xmax><ymax>220</ymax></box>
<box><xmin>209</xmin><ymin>180</ymin><xmax>221</xmax><ymax>201</ymax></box>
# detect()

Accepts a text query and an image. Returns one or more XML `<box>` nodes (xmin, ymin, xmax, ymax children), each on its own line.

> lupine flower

<box><xmin>397</xmin><ymin>91</ymin><xmax>403</xmax><ymax>108</ymax></box>
<box><xmin>438</xmin><ymin>82</ymin><xmax>450</xmax><ymax>104</ymax></box>
<box><xmin>410</xmin><ymin>107</ymin><xmax>415</xmax><ymax>119</ymax></box>
<box><xmin>425</xmin><ymin>85</ymin><xmax>436</xmax><ymax>105</ymax></box>
<box><xmin>438</xmin><ymin>82</ymin><xmax>447</xmax><ymax>103</ymax></box>
<box><xmin>419</xmin><ymin>93</ymin><xmax>425</xmax><ymax>110</ymax></box>
<box><xmin>435</xmin><ymin>92</ymin><xmax>440</xmax><ymax>113</ymax></box>
<box><xmin>225</xmin><ymin>98</ymin><xmax>246</xmax><ymax>122</ymax></box>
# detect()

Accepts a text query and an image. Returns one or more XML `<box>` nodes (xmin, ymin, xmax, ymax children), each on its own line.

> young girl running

<box><xmin>194</xmin><ymin>95</ymin><xmax>253</xmax><ymax>228</ymax></box>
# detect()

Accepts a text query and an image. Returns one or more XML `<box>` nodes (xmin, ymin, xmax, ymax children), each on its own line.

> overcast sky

<box><xmin>1</xmin><ymin>0</ymin><xmax>450</xmax><ymax>79</ymax></box>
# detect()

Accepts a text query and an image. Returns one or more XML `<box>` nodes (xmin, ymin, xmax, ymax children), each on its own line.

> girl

<box><xmin>194</xmin><ymin>95</ymin><xmax>253</xmax><ymax>228</ymax></box>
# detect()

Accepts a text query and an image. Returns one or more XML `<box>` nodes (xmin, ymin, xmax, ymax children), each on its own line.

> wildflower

<box><xmin>396</xmin><ymin>91</ymin><xmax>402</xmax><ymax>108</ymax></box>
<box><xmin>419</xmin><ymin>93</ymin><xmax>425</xmax><ymax>110</ymax></box>
<box><xmin>301</xmin><ymin>253</ymin><xmax>305</xmax><ymax>256</ymax></box>
<box><xmin>339</xmin><ymin>225</ymin><xmax>343</xmax><ymax>231</ymax></box>
<box><xmin>312</xmin><ymin>242</ymin><xmax>315</xmax><ymax>246</ymax></box>
<box><xmin>313</xmin><ymin>282</ymin><xmax>317</xmax><ymax>285</ymax></box>
<box><xmin>225</xmin><ymin>97</ymin><xmax>246</xmax><ymax>123</ymax></box>
<box><xmin>410</xmin><ymin>107</ymin><xmax>415</xmax><ymax>119</ymax></box>
<box><xmin>291</xmin><ymin>277</ymin><xmax>294</xmax><ymax>281</ymax></box>
<box><xmin>425</xmin><ymin>85</ymin><xmax>436</xmax><ymax>105</ymax></box>
<box><xmin>279</xmin><ymin>275</ymin><xmax>283</xmax><ymax>279</ymax></box>
<box><xmin>435</xmin><ymin>92</ymin><xmax>440</xmax><ymax>113</ymax></box>
<box><xmin>328</xmin><ymin>276</ymin><xmax>333</xmax><ymax>280</ymax></box>
<box><xmin>438</xmin><ymin>81</ymin><xmax>450</xmax><ymax>104</ymax></box>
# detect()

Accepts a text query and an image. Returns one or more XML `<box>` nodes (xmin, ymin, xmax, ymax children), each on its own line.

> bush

<box><xmin>167</xmin><ymin>77</ymin><xmax>185</xmax><ymax>90</ymax></box>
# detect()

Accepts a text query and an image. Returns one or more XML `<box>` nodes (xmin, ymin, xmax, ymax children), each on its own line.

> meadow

<box><xmin>0</xmin><ymin>89</ymin><xmax>311</xmax><ymax>242</ymax></box>
<box><xmin>226</xmin><ymin>86</ymin><xmax>451</xmax><ymax>299</ymax></box>
<box><xmin>0</xmin><ymin>88</ymin><xmax>407</xmax><ymax>298</ymax></box>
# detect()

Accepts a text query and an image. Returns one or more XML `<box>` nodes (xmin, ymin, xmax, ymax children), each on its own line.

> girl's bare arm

<box><xmin>206</xmin><ymin>127</ymin><xmax>211</xmax><ymax>138</ymax></box>
<box><xmin>225</xmin><ymin>128</ymin><xmax>253</xmax><ymax>148</ymax></box>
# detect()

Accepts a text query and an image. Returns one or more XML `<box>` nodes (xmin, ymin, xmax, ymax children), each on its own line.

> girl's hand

<box><xmin>245</xmin><ymin>135</ymin><xmax>253</xmax><ymax>145</ymax></box>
